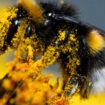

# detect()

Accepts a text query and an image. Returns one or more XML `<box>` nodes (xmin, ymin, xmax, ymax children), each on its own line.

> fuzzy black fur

<box><xmin>40</xmin><ymin>2</ymin><xmax>78</xmax><ymax>17</ymax></box>
<box><xmin>2</xmin><ymin>1</ymin><xmax>105</xmax><ymax>98</ymax></box>
<box><xmin>39</xmin><ymin>2</ymin><xmax>105</xmax><ymax>97</ymax></box>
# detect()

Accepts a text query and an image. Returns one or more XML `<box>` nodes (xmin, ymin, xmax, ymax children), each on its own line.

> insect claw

<box><xmin>64</xmin><ymin>75</ymin><xmax>80</xmax><ymax>97</ymax></box>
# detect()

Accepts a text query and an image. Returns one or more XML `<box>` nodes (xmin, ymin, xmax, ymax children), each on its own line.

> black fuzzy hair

<box><xmin>40</xmin><ymin>2</ymin><xmax>78</xmax><ymax>17</ymax></box>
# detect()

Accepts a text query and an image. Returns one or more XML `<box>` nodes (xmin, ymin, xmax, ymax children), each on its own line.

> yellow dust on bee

<box><xmin>1</xmin><ymin>2</ymin><xmax>105</xmax><ymax>105</ymax></box>
<box><xmin>0</xmin><ymin>7</ymin><xmax>18</xmax><ymax>54</ymax></box>
<box><xmin>86</xmin><ymin>30</ymin><xmax>105</xmax><ymax>54</ymax></box>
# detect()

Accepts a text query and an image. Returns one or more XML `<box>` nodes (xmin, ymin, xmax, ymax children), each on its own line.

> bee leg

<box><xmin>79</xmin><ymin>76</ymin><xmax>92</xmax><ymax>98</ymax></box>
<box><xmin>32</xmin><ymin>45</ymin><xmax>60</xmax><ymax>72</ymax></box>
<box><xmin>64</xmin><ymin>74</ymin><xmax>92</xmax><ymax>98</ymax></box>
<box><xmin>64</xmin><ymin>75</ymin><xmax>80</xmax><ymax>97</ymax></box>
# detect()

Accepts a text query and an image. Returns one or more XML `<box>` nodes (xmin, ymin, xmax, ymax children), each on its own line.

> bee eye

<box><xmin>25</xmin><ymin>24</ymin><xmax>33</xmax><ymax>37</ymax></box>
<box><xmin>48</xmin><ymin>13</ymin><xmax>53</xmax><ymax>17</ymax></box>
<box><xmin>48</xmin><ymin>12</ymin><xmax>56</xmax><ymax>18</ymax></box>
<box><xmin>14</xmin><ymin>19</ymin><xmax>21</xmax><ymax>26</ymax></box>
<box><xmin>43</xmin><ymin>12</ymin><xmax>56</xmax><ymax>26</ymax></box>
<box><xmin>44</xmin><ymin>19</ymin><xmax>50</xmax><ymax>26</ymax></box>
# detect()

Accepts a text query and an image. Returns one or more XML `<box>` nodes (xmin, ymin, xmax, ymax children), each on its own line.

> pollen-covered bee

<box><xmin>0</xmin><ymin>0</ymin><xmax>105</xmax><ymax>100</ymax></box>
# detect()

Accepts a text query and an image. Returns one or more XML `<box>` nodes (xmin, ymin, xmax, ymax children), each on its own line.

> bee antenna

<box><xmin>18</xmin><ymin>0</ymin><xmax>44</xmax><ymax>22</ymax></box>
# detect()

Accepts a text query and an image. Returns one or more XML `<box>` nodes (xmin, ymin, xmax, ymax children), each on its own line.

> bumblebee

<box><xmin>0</xmin><ymin>0</ymin><xmax>105</xmax><ymax>99</ymax></box>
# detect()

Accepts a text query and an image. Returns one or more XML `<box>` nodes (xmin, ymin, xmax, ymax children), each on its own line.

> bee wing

<box><xmin>58</xmin><ymin>15</ymin><xmax>105</xmax><ymax>35</ymax></box>
<box><xmin>82</xmin><ymin>23</ymin><xmax>105</xmax><ymax>35</ymax></box>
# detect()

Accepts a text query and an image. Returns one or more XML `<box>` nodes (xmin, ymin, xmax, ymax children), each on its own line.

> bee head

<box><xmin>34</xmin><ymin>2</ymin><xmax>79</xmax><ymax>47</ymax></box>
<box><xmin>18</xmin><ymin>0</ymin><xmax>79</xmax><ymax>47</ymax></box>
<box><xmin>40</xmin><ymin>2</ymin><xmax>78</xmax><ymax>28</ymax></box>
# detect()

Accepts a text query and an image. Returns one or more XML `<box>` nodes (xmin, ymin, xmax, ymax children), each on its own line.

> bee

<box><xmin>0</xmin><ymin>0</ymin><xmax>105</xmax><ymax>99</ymax></box>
